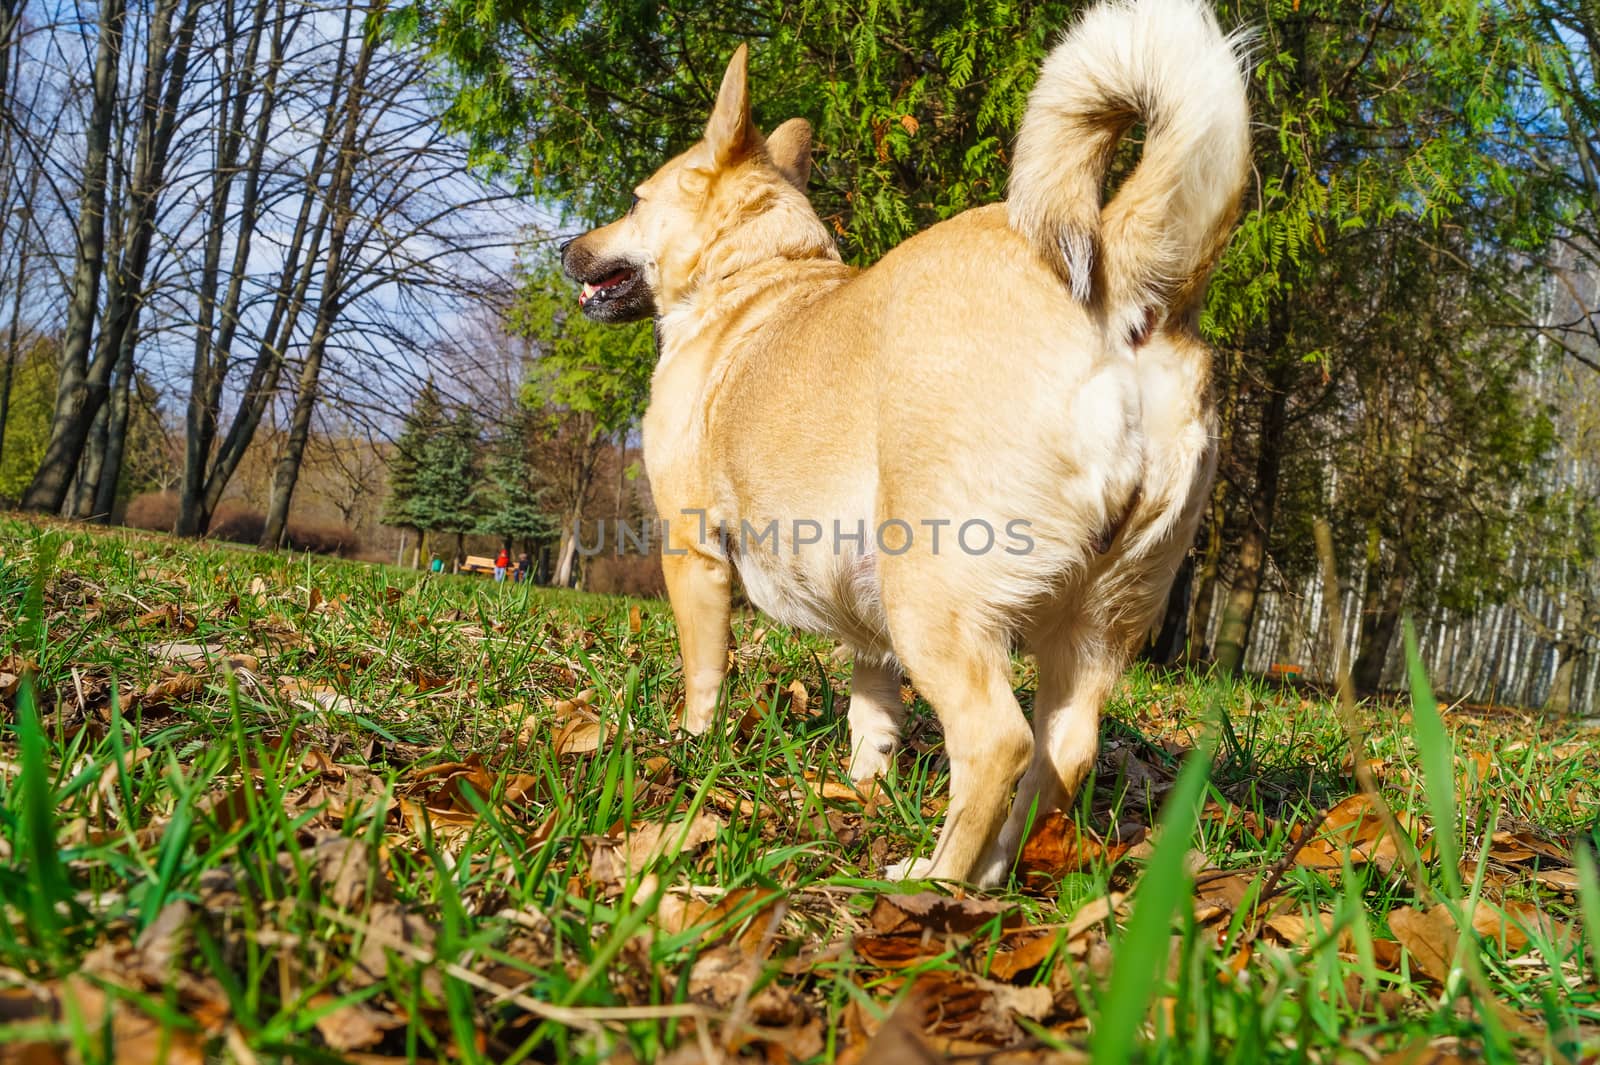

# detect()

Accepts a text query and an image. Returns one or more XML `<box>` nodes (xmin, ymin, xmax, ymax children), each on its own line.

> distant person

<box><xmin>514</xmin><ymin>552</ymin><xmax>532</xmax><ymax>583</ymax></box>
<box><xmin>430</xmin><ymin>554</ymin><xmax>444</xmax><ymax>574</ymax></box>
<box><xmin>494</xmin><ymin>547</ymin><xmax>510</xmax><ymax>582</ymax></box>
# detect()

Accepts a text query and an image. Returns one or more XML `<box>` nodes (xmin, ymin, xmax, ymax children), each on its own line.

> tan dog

<box><xmin>562</xmin><ymin>0</ymin><xmax>1251</xmax><ymax>886</ymax></box>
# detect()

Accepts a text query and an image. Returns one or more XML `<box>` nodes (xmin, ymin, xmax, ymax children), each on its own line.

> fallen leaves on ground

<box><xmin>4</xmin><ymin>522</ymin><xmax>1598</xmax><ymax>1063</ymax></box>
<box><xmin>1293</xmin><ymin>793</ymin><xmax>1431</xmax><ymax>874</ymax></box>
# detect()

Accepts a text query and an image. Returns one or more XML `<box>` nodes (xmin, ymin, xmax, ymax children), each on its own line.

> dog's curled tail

<box><xmin>1008</xmin><ymin>0</ymin><xmax>1252</xmax><ymax>341</ymax></box>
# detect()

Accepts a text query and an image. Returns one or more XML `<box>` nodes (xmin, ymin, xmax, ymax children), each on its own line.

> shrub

<box><xmin>209</xmin><ymin>502</ymin><xmax>266</xmax><ymax>546</ymax></box>
<box><xmin>585</xmin><ymin>553</ymin><xmax>665</xmax><ymax>598</ymax></box>
<box><xmin>123</xmin><ymin>492</ymin><xmax>180</xmax><ymax>533</ymax></box>
<box><xmin>286</xmin><ymin>520</ymin><xmax>360</xmax><ymax>557</ymax></box>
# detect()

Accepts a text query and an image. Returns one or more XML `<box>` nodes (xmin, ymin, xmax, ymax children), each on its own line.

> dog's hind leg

<box><xmin>846</xmin><ymin>654</ymin><xmax>906</xmax><ymax>785</ymax></box>
<box><xmin>882</xmin><ymin>607</ymin><xmax>1033</xmax><ymax>884</ymax></box>
<box><xmin>976</xmin><ymin>645</ymin><xmax>1118</xmax><ymax>887</ymax></box>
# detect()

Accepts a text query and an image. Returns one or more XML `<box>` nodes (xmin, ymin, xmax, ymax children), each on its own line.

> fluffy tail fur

<box><xmin>1007</xmin><ymin>0</ymin><xmax>1252</xmax><ymax>342</ymax></box>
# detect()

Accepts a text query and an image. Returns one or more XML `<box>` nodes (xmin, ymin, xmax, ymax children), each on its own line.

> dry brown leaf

<box><xmin>1377</xmin><ymin>1040</ymin><xmax>1471</xmax><ymax>1065</ymax></box>
<box><xmin>1388</xmin><ymin>905</ymin><xmax>1458</xmax><ymax>983</ymax></box>
<box><xmin>551</xmin><ymin>689</ymin><xmax>598</xmax><ymax>721</ymax></box>
<box><xmin>135</xmin><ymin>603</ymin><xmax>181</xmax><ymax>629</ymax></box>
<box><xmin>148</xmin><ymin>640</ymin><xmax>223</xmax><ymax>666</ymax></box>
<box><xmin>1488</xmin><ymin>829</ymin><xmax>1570</xmax><ymax>866</ymax></box>
<box><xmin>1533</xmin><ymin>867</ymin><xmax>1582</xmax><ymax>892</ymax></box>
<box><xmin>868</xmin><ymin>893</ymin><xmax>1016</xmax><ymax>937</ymax></box>
<box><xmin>857</xmin><ymin>894</ymin><xmax>1022</xmax><ymax>971</ymax></box>
<box><xmin>53</xmin><ymin>974</ymin><xmax>208</xmax><ymax>1065</ymax></box>
<box><xmin>628</xmin><ymin>603</ymin><xmax>643</xmax><ymax>633</ymax></box>
<box><xmin>309</xmin><ymin>835</ymin><xmax>384</xmax><ymax>910</ymax></box>
<box><xmin>589</xmin><ymin>812</ymin><xmax>724</xmax><ymax>887</ymax></box>
<box><xmin>353</xmin><ymin>901</ymin><xmax>442</xmax><ymax>995</ymax></box>
<box><xmin>786</xmin><ymin>679</ymin><xmax>811</xmax><ymax>717</ymax></box>
<box><xmin>1295</xmin><ymin>793</ymin><xmax>1428</xmax><ymax>874</ymax></box>
<box><xmin>553</xmin><ymin>718</ymin><xmax>607</xmax><ymax>755</ymax></box>
<box><xmin>839</xmin><ymin>995</ymin><xmax>946</xmax><ymax>1065</ymax></box>
<box><xmin>655</xmin><ymin>886</ymin><xmax>782</xmax><ymax>956</ymax></box>
<box><xmin>986</xmin><ymin>927</ymin><xmax>1063</xmax><ymax>981</ymax></box>
<box><xmin>141</xmin><ymin>672</ymin><xmax>206</xmax><ymax>708</ymax></box>
<box><xmin>907</xmin><ymin>970</ymin><xmax>1051</xmax><ymax>1045</ymax></box>
<box><xmin>1264</xmin><ymin>911</ymin><xmax>1336</xmax><ymax>948</ymax></box>
<box><xmin>309</xmin><ymin>994</ymin><xmax>405</xmax><ymax>1052</ymax></box>
<box><xmin>1017</xmin><ymin>812</ymin><xmax>1137</xmax><ymax>881</ymax></box>
<box><xmin>1192</xmin><ymin>873</ymin><xmax>1256</xmax><ymax>924</ymax></box>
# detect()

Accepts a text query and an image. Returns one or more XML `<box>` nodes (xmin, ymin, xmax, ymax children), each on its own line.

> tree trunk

<box><xmin>259</xmin><ymin>0</ymin><xmax>374</xmax><ymax>549</ymax></box>
<box><xmin>1352</xmin><ymin>469</ymin><xmax>1420</xmax><ymax>693</ymax></box>
<box><xmin>1540</xmin><ymin>590</ymin><xmax>1588</xmax><ymax>713</ymax></box>
<box><xmin>1186</xmin><ymin>362</ymin><xmax>1238</xmax><ymax>659</ymax></box>
<box><xmin>21</xmin><ymin>0</ymin><xmax>126</xmax><ymax>513</ymax></box>
<box><xmin>554</xmin><ymin>494</ymin><xmax>584</xmax><ymax>587</ymax></box>
<box><xmin>194</xmin><ymin>2</ymin><xmax>348</xmax><ymax>536</ymax></box>
<box><xmin>1351</xmin><ymin>553</ymin><xmax>1408</xmax><ymax>694</ymax></box>
<box><xmin>1145</xmin><ymin>553</ymin><xmax>1194</xmax><ymax>664</ymax></box>
<box><xmin>1545</xmin><ymin>643</ymin><xmax>1579</xmax><ymax>715</ymax></box>
<box><xmin>1213</xmin><ymin>370</ymin><xmax>1291</xmax><ymax>675</ymax></box>
<box><xmin>178</xmin><ymin>0</ymin><xmax>281</xmax><ymax>535</ymax></box>
<box><xmin>29</xmin><ymin>0</ymin><xmax>200</xmax><ymax>514</ymax></box>
<box><xmin>73</xmin><ymin>402</ymin><xmax>110</xmax><ymax>519</ymax></box>
<box><xmin>92</xmin><ymin>342</ymin><xmax>137</xmax><ymax>521</ymax></box>
<box><xmin>615</xmin><ymin>429</ymin><xmax>628</xmax><ymax>520</ymax></box>
<box><xmin>261</xmin><ymin>319</ymin><xmax>330</xmax><ymax>549</ymax></box>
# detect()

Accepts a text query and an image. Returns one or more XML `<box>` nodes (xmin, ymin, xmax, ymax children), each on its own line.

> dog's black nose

<box><xmin>558</xmin><ymin>236</ymin><xmax>576</xmax><ymax>255</ymax></box>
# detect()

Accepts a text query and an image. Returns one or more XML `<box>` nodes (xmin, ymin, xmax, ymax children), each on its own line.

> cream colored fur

<box><xmin>562</xmin><ymin>0</ymin><xmax>1252</xmax><ymax>887</ymax></box>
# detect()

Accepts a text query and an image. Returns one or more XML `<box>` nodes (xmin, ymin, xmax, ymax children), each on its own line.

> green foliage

<box><xmin>0</xmin><ymin>337</ymin><xmax>60</xmax><ymax>504</ymax></box>
<box><xmin>381</xmin><ymin>381</ymin><xmax>483</xmax><ymax>540</ymax></box>
<box><xmin>381</xmin><ymin>379</ymin><xmax>446</xmax><ymax>534</ymax></box>
<box><xmin>1205</xmin><ymin>0</ymin><xmax>1553</xmax><ymax>343</ymax></box>
<box><xmin>390</xmin><ymin>0</ymin><xmax>1068</xmax><ymax>261</ymax></box>
<box><xmin>418</xmin><ymin>405</ymin><xmax>485</xmax><ymax>537</ymax></box>
<box><xmin>477</xmin><ymin>408</ymin><xmax>560</xmax><ymax>546</ymax></box>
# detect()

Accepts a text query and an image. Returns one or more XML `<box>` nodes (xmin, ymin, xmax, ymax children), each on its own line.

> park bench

<box><xmin>460</xmin><ymin>555</ymin><xmax>498</xmax><ymax>575</ymax></box>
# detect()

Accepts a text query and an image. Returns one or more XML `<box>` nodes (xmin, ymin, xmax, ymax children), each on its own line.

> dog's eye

<box><xmin>628</xmin><ymin>194</ymin><xmax>640</xmax><ymax>215</ymax></box>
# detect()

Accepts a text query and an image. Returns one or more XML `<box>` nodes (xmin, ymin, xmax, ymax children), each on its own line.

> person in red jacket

<box><xmin>494</xmin><ymin>547</ymin><xmax>510</xmax><ymax>583</ymax></box>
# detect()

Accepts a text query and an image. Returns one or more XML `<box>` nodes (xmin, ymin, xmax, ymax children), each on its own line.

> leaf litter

<box><xmin>1</xmin><ymin>521</ymin><xmax>1597</xmax><ymax>1061</ymax></box>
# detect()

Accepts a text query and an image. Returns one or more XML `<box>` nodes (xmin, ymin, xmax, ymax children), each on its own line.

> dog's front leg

<box><xmin>662</xmin><ymin>547</ymin><xmax>732</xmax><ymax>734</ymax></box>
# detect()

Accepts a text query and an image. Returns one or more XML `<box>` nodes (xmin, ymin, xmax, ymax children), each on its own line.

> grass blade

<box><xmin>1090</xmin><ymin>728</ymin><xmax>1215</xmax><ymax>1065</ymax></box>
<box><xmin>1403</xmin><ymin>619</ymin><xmax>1460</xmax><ymax>897</ymax></box>
<box><xmin>13</xmin><ymin>679</ymin><xmax>80</xmax><ymax>964</ymax></box>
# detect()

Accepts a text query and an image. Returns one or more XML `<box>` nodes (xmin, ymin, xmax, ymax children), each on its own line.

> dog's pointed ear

<box><xmin>705</xmin><ymin>44</ymin><xmax>756</xmax><ymax>165</ymax></box>
<box><xmin>766</xmin><ymin>118</ymin><xmax>813</xmax><ymax>191</ymax></box>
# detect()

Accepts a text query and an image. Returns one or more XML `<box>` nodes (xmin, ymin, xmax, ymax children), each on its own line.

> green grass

<box><xmin>0</xmin><ymin>514</ymin><xmax>1596</xmax><ymax>1063</ymax></box>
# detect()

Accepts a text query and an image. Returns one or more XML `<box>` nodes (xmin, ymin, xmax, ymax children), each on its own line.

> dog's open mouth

<box><xmin>562</xmin><ymin>242</ymin><xmax>653</xmax><ymax>322</ymax></box>
<box><xmin>579</xmin><ymin>268</ymin><xmax>637</xmax><ymax>308</ymax></box>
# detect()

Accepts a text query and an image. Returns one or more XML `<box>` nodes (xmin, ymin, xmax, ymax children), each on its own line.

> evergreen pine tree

<box><xmin>477</xmin><ymin>407</ymin><xmax>557</xmax><ymax>556</ymax></box>
<box><xmin>381</xmin><ymin>380</ymin><xmax>446</xmax><ymax>567</ymax></box>
<box><xmin>412</xmin><ymin>403</ymin><xmax>483</xmax><ymax>563</ymax></box>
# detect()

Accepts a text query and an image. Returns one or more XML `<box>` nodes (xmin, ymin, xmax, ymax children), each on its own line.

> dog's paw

<box><xmin>678</xmin><ymin>702</ymin><xmax>718</xmax><ymax>736</ymax></box>
<box><xmin>847</xmin><ymin>732</ymin><xmax>897</xmax><ymax>785</ymax></box>
<box><xmin>971</xmin><ymin>854</ymin><xmax>1011</xmax><ymax>891</ymax></box>
<box><xmin>884</xmin><ymin>856</ymin><xmax>936</xmax><ymax>882</ymax></box>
